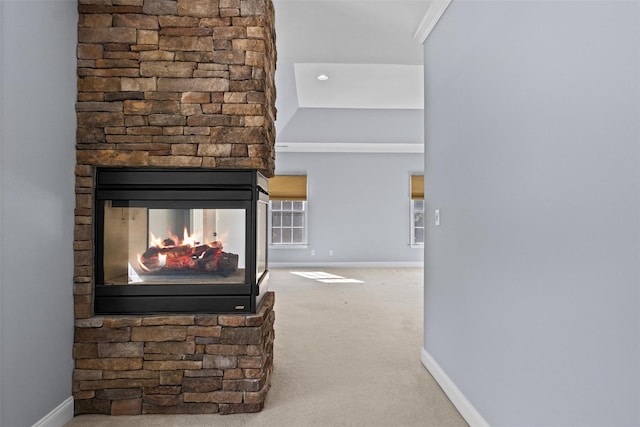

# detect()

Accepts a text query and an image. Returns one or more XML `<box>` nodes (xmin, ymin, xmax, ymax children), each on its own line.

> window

<box><xmin>411</xmin><ymin>175</ymin><xmax>424</xmax><ymax>246</ymax></box>
<box><xmin>268</xmin><ymin>175</ymin><xmax>308</xmax><ymax>246</ymax></box>
<box><xmin>270</xmin><ymin>200</ymin><xmax>307</xmax><ymax>245</ymax></box>
<box><xmin>412</xmin><ymin>200</ymin><xmax>425</xmax><ymax>245</ymax></box>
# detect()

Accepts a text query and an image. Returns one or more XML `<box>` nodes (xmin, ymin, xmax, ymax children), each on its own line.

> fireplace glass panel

<box><xmin>256</xmin><ymin>200</ymin><xmax>267</xmax><ymax>278</ymax></box>
<box><xmin>102</xmin><ymin>202</ymin><xmax>246</xmax><ymax>285</ymax></box>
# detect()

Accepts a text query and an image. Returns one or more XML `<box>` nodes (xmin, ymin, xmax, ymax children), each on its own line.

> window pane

<box><xmin>414</xmin><ymin>200</ymin><xmax>424</xmax><ymax>211</ymax></box>
<box><xmin>414</xmin><ymin>228</ymin><xmax>425</xmax><ymax>244</ymax></box>
<box><xmin>270</xmin><ymin>199</ymin><xmax>307</xmax><ymax>245</ymax></box>
<box><xmin>282</xmin><ymin>212</ymin><xmax>292</xmax><ymax>227</ymax></box>
<box><xmin>272</xmin><ymin>228</ymin><xmax>281</xmax><ymax>243</ymax></box>
<box><xmin>272</xmin><ymin>212</ymin><xmax>281</xmax><ymax>227</ymax></box>
<box><xmin>414</xmin><ymin>212</ymin><xmax>424</xmax><ymax>227</ymax></box>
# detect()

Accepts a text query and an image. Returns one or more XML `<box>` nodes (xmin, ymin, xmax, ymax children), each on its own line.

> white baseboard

<box><xmin>270</xmin><ymin>261</ymin><xmax>424</xmax><ymax>269</ymax></box>
<box><xmin>32</xmin><ymin>396</ymin><xmax>74</xmax><ymax>427</ymax></box>
<box><xmin>421</xmin><ymin>349</ymin><xmax>490</xmax><ymax>427</ymax></box>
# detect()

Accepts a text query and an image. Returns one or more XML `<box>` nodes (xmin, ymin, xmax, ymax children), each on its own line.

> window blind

<box><xmin>411</xmin><ymin>175</ymin><xmax>424</xmax><ymax>200</ymax></box>
<box><xmin>268</xmin><ymin>175</ymin><xmax>307</xmax><ymax>201</ymax></box>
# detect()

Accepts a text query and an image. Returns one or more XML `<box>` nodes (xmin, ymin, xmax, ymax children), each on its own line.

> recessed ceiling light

<box><xmin>317</xmin><ymin>74</ymin><xmax>329</xmax><ymax>81</ymax></box>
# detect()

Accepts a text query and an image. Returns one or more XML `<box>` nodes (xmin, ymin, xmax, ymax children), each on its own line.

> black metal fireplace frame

<box><xmin>93</xmin><ymin>168</ymin><xmax>269</xmax><ymax>315</ymax></box>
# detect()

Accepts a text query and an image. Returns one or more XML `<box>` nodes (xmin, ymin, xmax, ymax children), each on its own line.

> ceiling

<box><xmin>272</xmin><ymin>0</ymin><xmax>433</xmax><ymax>151</ymax></box>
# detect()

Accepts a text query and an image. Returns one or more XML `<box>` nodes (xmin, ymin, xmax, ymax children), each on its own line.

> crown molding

<box><xmin>414</xmin><ymin>0</ymin><xmax>452</xmax><ymax>43</ymax></box>
<box><xmin>275</xmin><ymin>142</ymin><xmax>424</xmax><ymax>154</ymax></box>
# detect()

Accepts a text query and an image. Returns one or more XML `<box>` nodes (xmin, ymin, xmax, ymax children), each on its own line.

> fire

<box><xmin>139</xmin><ymin>228</ymin><xmax>205</xmax><ymax>272</ymax></box>
<box><xmin>149</xmin><ymin>231</ymin><xmax>164</xmax><ymax>247</ymax></box>
<box><xmin>182</xmin><ymin>227</ymin><xmax>200</xmax><ymax>247</ymax></box>
<box><xmin>138</xmin><ymin>228</ymin><xmax>236</xmax><ymax>274</ymax></box>
<box><xmin>149</xmin><ymin>228</ymin><xmax>202</xmax><ymax>248</ymax></box>
<box><xmin>167</xmin><ymin>230</ymin><xmax>180</xmax><ymax>246</ymax></box>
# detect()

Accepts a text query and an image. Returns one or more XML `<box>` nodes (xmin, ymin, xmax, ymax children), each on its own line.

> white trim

<box><xmin>270</xmin><ymin>261</ymin><xmax>424</xmax><ymax>269</ymax></box>
<box><xmin>32</xmin><ymin>397</ymin><xmax>74</xmax><ymax>427</ymax></box>
<box><xmin>421</xmin><ymin>349</ymin><xmax>490</xmax><ymax>427</ymax></box>
<box><xmin>268</xmin><ymin>200</ymin><xmax>309</xmax><ymax>246</ymax></box>
<box><xmin>410</xmin><ymin>198</ymin><xmax>425</xmax><ymax>247</ymax></box>
<box><xmin>275</xmin><ymin>142</ymin><xmax>424</xmax><ymax>154</ymax></box>
<box><xmin>0</xmin><ymin>0</ymin><xmax>4</xmax><ymax>420</ymax></box>
<box><xmin>413</xmin><ymin>0</ymin><xmax>453</xmax><ymax>43</ymax></box>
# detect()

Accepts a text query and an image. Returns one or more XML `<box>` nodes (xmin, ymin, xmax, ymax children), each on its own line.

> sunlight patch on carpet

<box><xmin>290</xmin><ymin>271</ymin><xmax>364</xmax><ymax>284</ymax></box>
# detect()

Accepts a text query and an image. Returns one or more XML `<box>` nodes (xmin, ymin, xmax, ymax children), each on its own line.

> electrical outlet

<box><xmin>311</xmin><ymin>249</ymin><xmax>315</xmax><ymax>256</ymax></box>
<box><xmin>329</xmin><ymin>250</ymin><xmax>333</xmax><ymax>256</ymax></box>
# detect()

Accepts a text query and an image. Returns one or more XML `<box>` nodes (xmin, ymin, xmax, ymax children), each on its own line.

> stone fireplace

<box><xmin>93</xmin><ymin>167</ymin><xmax>269</xmax><ymax>314</ymax></box>
<box><xmin>73</xmin><ymin>0</ymin><xmax>276</xmax><ymax>415</ymax></box>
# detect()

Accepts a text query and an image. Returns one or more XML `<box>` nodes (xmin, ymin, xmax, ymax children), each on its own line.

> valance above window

<box><xmin>411</xmin><ymin>175</ymin><xmax>424</xmax><ymax>200</ymax></box>
<box><xmin>268</xmin><ymin>175</ymin><xmax>307</xmax><ymax>201</ymax></box>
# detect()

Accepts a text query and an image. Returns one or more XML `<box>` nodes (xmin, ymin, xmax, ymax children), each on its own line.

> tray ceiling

<box><xmin>273</xmin><ymin>0</ymin><xmax>433</xmax><ymax>148</ymax></box>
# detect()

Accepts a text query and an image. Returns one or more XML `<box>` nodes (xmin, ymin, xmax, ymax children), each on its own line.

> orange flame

<box><xmin>181</xmin><ymin>227</ymin><xmax>200</xmax><ymax>247</ymax></box>
<box><xmin>149</xmin><ymin>228</ymin><xmax>201</xmax><ymax>248</ymax></box>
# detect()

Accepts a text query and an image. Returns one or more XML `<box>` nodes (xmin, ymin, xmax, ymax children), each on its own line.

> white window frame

<box><xmin>411</xmin><ymin>199</ymin><xmax>425</xmax><ymax>247</ymax></box>
<box><xmin>269</xmin><ymin>200</ymin><xmax>309</xmax><ymax>248</ymax></box>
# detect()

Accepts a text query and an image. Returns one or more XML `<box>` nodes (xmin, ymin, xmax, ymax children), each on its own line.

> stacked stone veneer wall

<box><xmin>73</xmin><ymin>0</ymin><xmax>277</xmax><ymax>415</ymax></box>
<box><xmin>75</xmin><ymin>0</ymin><xmax>276</xmax><ymax>174</ymax></box>
<box><xmin>73</xmin><ymin>292</ymin><xmax>275</xmax><ymax>415</ymax></box>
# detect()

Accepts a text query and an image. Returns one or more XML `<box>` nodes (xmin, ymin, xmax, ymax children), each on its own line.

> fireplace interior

<box><xmin>94</xmin><ymin>168</ymin><xmax>268</xmax><ymax>315</ymax></box>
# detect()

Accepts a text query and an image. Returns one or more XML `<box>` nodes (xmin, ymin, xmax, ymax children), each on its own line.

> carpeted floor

<box><xmin>66</xmin><ymin>268</ymin><xmax>467</xmax><ymax>427</ymax></box>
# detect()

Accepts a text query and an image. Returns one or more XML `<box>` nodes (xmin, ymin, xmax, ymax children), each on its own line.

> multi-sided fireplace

<box><xmin>94</xmin><ymin>168</ymin><xmax>269</xmax><ymax>315</ymax></box>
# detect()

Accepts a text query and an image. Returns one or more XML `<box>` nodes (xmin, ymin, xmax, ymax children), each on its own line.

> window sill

<box><xmin>269</xmin><ymin>244</ymin><xmax>309</xmax><ymax>250</ymax></box>
<box><xmin>410</xmin><ymin>244</ymin><xmax>425</xmax><ymax>249</ymax></box>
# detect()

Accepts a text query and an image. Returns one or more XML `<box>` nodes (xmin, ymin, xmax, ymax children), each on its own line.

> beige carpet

<box><xmin>66</xmin><ymin>268</ymin><xmax>467</xmax><ymax>427</ymax></box>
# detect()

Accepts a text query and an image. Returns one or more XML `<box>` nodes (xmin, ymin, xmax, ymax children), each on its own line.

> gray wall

<box><xmin>270</xmin><ymin>152</ymin><xmax>424</xmax><ymax>266</ymax></box>
<box><xmin>423</xmin><ymin>1</ymin><xmax>640</xmax><ymax>426</ymax></box>
<box><xmin>0</xmin><ymin>1</ymin><xmax>77</xmax><ymax>425</ymax></box>
<box><xmin>277</xmin><ymin>108</ymin><xmax>424</xmax><ymax>144</ymax></box>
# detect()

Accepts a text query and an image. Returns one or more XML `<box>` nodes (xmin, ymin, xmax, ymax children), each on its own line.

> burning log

<box><xmin>138</xmin><ymin>239</ymin><xmax>238</xmax><ymax>274</ymax></box>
